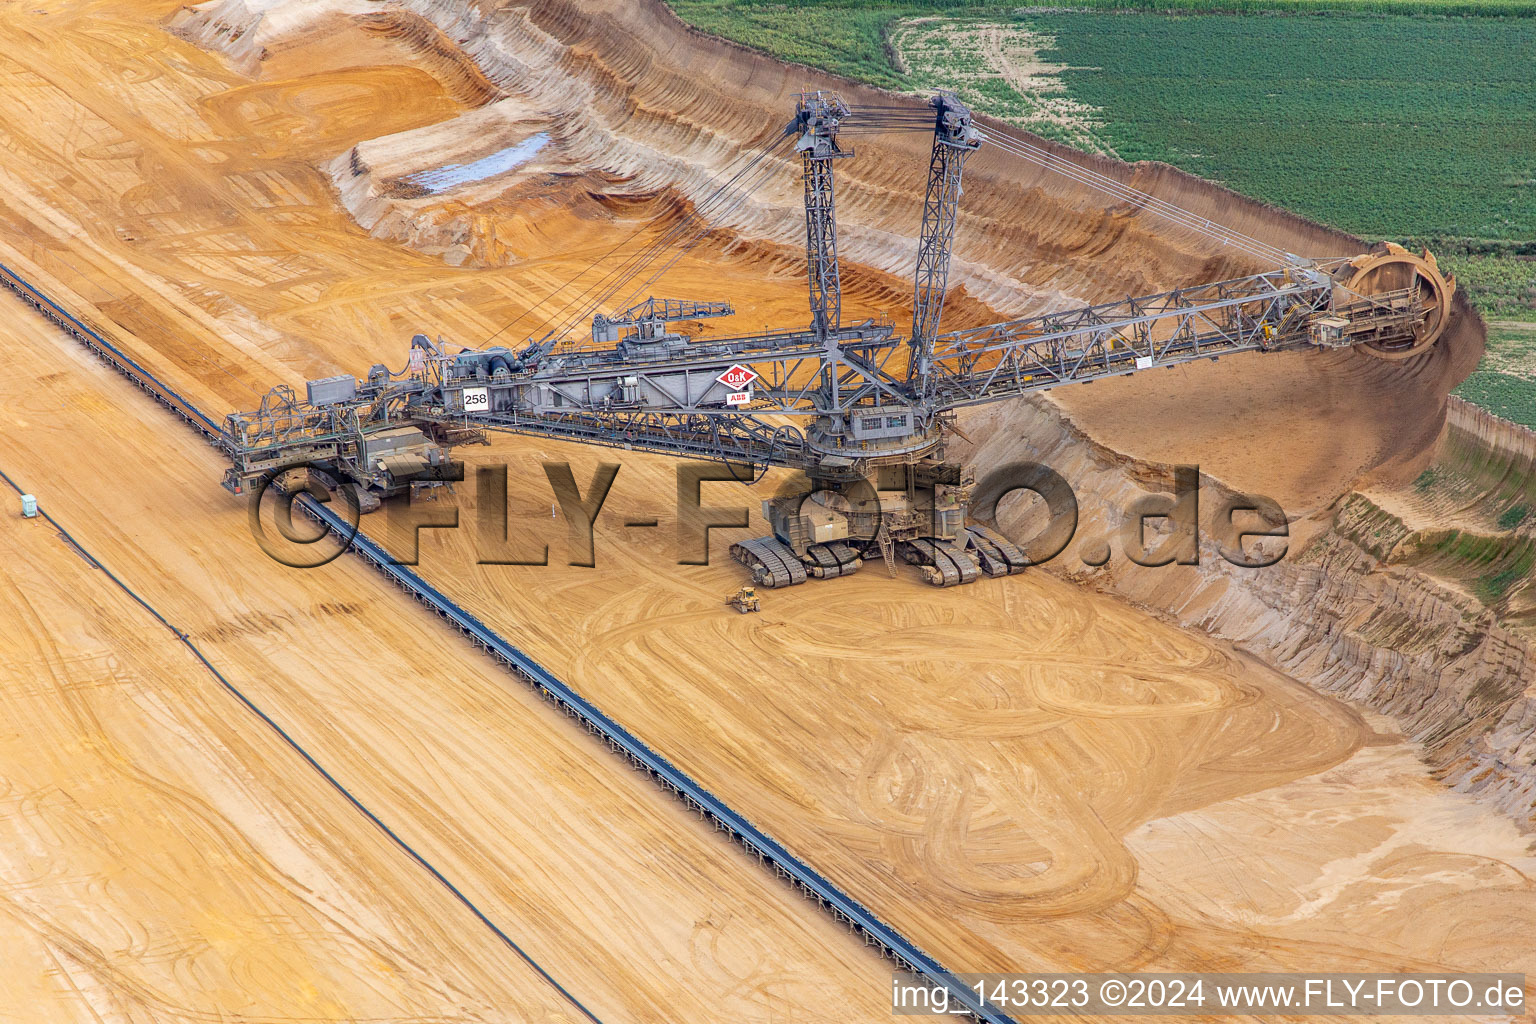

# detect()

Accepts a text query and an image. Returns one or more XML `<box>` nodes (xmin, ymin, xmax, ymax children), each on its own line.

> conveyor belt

<box><xmin>0</xmin><ymin>261</ymin><xmax>229</xmax><ymax>443</ymax></box>
<box><xmin>0</xmin><ymin>258</ymin><xmax>1016</xmax><ymax>1023</ymax></box>
<box><xmin>0</xmin><ymin>462</ymin><xmax>606</xmax><ymax>1024</ymax></box>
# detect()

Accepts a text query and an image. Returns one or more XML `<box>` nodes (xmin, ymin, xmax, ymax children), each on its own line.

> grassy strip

<box><xmin>1454</xmin><ymin>371</ymin><xmax>1536</xmax><ymax>429</ymax></box>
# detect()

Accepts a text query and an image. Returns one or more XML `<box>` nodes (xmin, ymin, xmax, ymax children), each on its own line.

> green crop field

<box><xmin>1014</xmin><ymin>15</ymin><xmax>1534</xmax><ymax>241</ymax></box>
<box><xmin>1455</xmin><ymin>322</ymin><xmax>1536</xmax><ymax>427</ymax></box>
<box><xmin>667</xmin><ymin>0</ymin><xmax>1536</xmax><ymax>424</ymax></box>
<box><xmin>671</xmin><ymin>1</ymin><xmax>1536</xmax><ymax>81</ymax></box>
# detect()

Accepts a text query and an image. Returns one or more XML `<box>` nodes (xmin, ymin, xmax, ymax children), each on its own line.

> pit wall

<box><xmin>960</xmin><ymin>394</ymin><xmax>1536</xmax><ymax>830</ymax></box>
<box><xmin>170</xmin><ymin>0</ymin><xmax>1379</xmax><ymax>315</ymax></box>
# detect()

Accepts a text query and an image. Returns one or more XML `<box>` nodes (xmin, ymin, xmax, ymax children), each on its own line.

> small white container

<box><xmin>20</xmin><ymin>494</ymin><xmax>37</xmax><ymax>518</ymax></box>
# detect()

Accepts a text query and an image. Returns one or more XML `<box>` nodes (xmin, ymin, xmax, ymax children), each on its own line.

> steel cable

<box><xmin>533</xmin><ymin>133</ymin><xmax>794</xmax><ymax>345</ymax></box>
<box><xmin>975</xmin><ymin>125</ymin><xmax>1293</xmax><ymax>265</ymax></box>
<box><xmin>485</xmin><ymin>128</ymin><xmax>789</xmax><ymax>348</ymax></box>
<box><xmin>610</xmin><ymin>145</ymin><xmax>792</xmax><ymax>315</ymax></box>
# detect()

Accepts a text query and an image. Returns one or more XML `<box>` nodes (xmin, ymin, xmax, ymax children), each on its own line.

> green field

<box><xmin>1016</xmin><ymin>15</ymin><xmax>1534</xmax><ymax>240</ymax></box>
<box><xmin>1455</xmin><ymin>369</ymin><xmax>1536</xmax><ymax>428</ymax></box>
<box><xmin>1455</xmin><ymin>322</ymin><xmax>1536</xmax><ymax>427</ymax></box>
<box><xmin>668</xmin><ymin>1</ymin><xmax>1536</xmax><ymax>423</ymax></box>
<box><xmin>672</xmin><ymin>2</ymin><xmax>1536</xmax><ymax>85</ymax></box>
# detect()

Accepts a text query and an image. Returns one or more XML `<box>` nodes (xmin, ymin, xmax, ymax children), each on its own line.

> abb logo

<box><xmin>716</xmin><ymin>364</ymin><xmax>758</xmax><ymax>389</ymax></box>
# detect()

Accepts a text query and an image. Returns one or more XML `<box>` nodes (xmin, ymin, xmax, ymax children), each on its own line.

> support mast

<box><xmin>909</xmin><ymin>94</ymin><xmax>981</xmax><ymax>384</ymax></box>
<box><xmin>793</xmin><ymin>91</ymin><xmax>851</xmax><ymax>338</ymax></box>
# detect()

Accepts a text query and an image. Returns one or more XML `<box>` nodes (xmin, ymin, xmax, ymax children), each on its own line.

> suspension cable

<box><xmin>609</xmin><ymin>145</ymin><xmax>791</xmax><ymax>317</ymax></box>
<box><xmin>562</xmin><ymin>141</ymin><xmax>786</xmax><ymax>325</ymax></box>
<box><xmin>483</xmin><ymin>128</ymin><xmax>788</xmax><ymax>348</ymax></box>
<box><xmin>975</xmin><ymin>124</ymin><xmax>1294</xmax><ymax>265</ymax></box>
<box><xmin>531</xmin><ymin>134</ymin><xmax>794</xmax><ymax>346</ymax></box>
<box><xmin>851</xmin><ymin>99</ymin><xmax>1294</xmax><ymax>266</ymax></box>
<box><xmin>515</xmin><ymin>142</ymin><xmax>773</xmax><ymax>344</ymax></box>
<box><xmin>494</xmin><ymin>96</ymin><xmax>1306</xmax><ymax>360</ymax></box>
<box><xmin>554</xmin><ymin>102</ymin><xmax>945</xmax><ymax>338</ymax></box>
<box><xmin>556</xmin><ymin>137</ymin><xmax>790</xmax><ymax>338</ymax></box>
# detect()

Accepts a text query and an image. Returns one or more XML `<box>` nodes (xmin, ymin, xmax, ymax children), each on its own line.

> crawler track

<box><xmin>732</xmin><ymin>535</ymin><xmax>809</xmax><ymax>587</ymax></box>
<box><xmin>965</xmin><ymin>524</ymin><xmax>1028</xmax><ymax>577</ymax></box>
<box><xmin>0</xmin><ymin>258</ymin><xmax>1016</xmax><ymax>1024</ymax></box>
<box><xmin>903</xmin><ymin>537</ymin><xmax>981</xmax><ymax>587</ymax></box>
<box><xmin>808</xmin><ymin>541</ymin><xmax>863</xmax><ymax>579</ymax></box>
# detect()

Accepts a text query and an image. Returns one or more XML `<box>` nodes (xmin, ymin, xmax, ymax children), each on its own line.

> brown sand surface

<box><xmin>386</xmin><ymin>437</ymin><xmax>1536</xmax><ymax>982</ymax></box>
<box><xmin>0</xmin><ymin>285</ymin><xmax>933</xmax><ymax>1022</ymax></box>
<box><xmin>0</xmin><ymin>437</ymin><xmax>586</xmax><ymax>1024</ymax></box>
<box><xmin>0</xmin><ymin>2</ymin><xmax>1527</xmax><ymax>1021</ymax></box>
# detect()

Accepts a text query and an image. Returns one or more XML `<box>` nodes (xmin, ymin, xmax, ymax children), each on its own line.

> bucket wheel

<box><xmin>1340</xmin><ymin>243</ymin><xmax>1456</xmax><ymax>361</ymax></box>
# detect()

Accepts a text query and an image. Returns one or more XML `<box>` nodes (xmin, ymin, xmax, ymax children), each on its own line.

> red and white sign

<box><xmin>725</xmin><ymin>389</ymin><xmax>752</xmax><ymax>407</ymax></box>
<box><xmin>716</xmin><ymin>364</ymin><xmax>758</xmax><ymax>389</ymax></box>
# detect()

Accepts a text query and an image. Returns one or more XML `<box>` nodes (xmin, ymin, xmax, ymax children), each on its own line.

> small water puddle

<box><xmin>399</xmin><ymin>132</ymin><xmax>551</xmax><ymax>194</ymax></box>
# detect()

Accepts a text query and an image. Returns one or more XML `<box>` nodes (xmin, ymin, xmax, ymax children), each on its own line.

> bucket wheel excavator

<box><xmin>221</xmin><ymin>91</ymin><xmax>1457</xmax><ymax>588</ymax></box>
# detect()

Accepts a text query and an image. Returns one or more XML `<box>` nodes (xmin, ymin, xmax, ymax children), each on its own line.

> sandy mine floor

<box><xmin>0</xmin><ymin>1</ymin><xmax>1529</xmax><ymax>1021</ymax></box>
<box><xmin>0</xmin><ymin>284</ymin><xmax>938</xmax><ymax>1022</ymax></box>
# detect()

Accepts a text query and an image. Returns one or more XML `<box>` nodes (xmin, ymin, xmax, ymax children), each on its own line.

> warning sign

<box><xmin>716</xmin><ymin>364</ymin><xmax>758</xmax><ymax>389</ymax></box>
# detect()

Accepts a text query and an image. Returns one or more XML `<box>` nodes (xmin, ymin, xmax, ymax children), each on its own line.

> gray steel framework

<box><xmin>592</xmin><ymin>296</ymin><xmax>734</xmax><ymax>343</ymax></box>
<box><xmin>794</xmin><ymin>91</ymin><xmax>851</xmax><ymax>338</ymax></box>
<box><xmin>924</xmin><ymin>264</ymin><xmax>1348</xmax><ymax>406</ymax></box>
<box><xmin>213</xmin><ymin>90</ymin><xmax>1437</xmax><ymax>512</ymax></box>
<box><xmin>910</xmin><ymin>94</ymin><xmax>982</xmax><ymax>385</ymax></box>
<box><xmin>219</xmin><ymin>263</ymin><xmax>1421</xmax><ymax>487</ymax></box>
